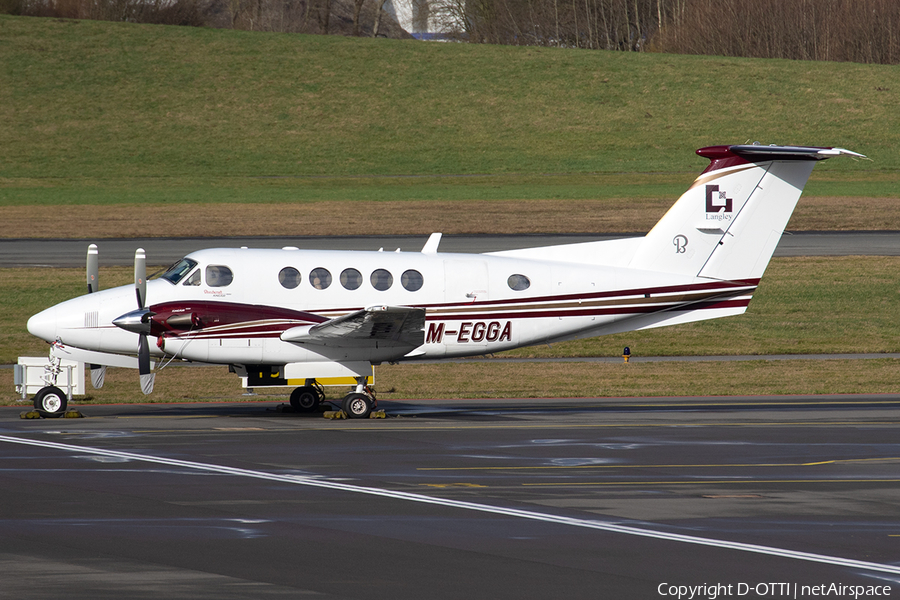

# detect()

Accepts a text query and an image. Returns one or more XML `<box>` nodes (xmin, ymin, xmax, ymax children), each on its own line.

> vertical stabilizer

<box><xmin>629</xmin><ymin>145</ymin><xmax>863</xmax><ymax>281</ymax></box>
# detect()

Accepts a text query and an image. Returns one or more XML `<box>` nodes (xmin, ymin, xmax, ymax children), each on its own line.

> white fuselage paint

<box><xmin>27</xmin><ymin>245</ymin><xmax>750</xmax><ymax>371</ymax></box>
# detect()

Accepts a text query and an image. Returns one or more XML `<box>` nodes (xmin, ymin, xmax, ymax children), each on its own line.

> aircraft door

<box><xmin>443</xmin><ymin>259</ymin><xmax>490</xmax><ymax>303</ymax></box>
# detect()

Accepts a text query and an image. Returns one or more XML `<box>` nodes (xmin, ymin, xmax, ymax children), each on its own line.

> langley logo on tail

<box><xmin>26</xmin><ymin>144</ymin><xmax>864</xmax><ymax>417</ymax></box>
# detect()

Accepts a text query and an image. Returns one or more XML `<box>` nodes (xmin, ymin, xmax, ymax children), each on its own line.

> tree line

<box><xmin>438</xmin><ymin>0</ymin><xmax>900</xmax><ymax>64</ymax></box>
<box><xmin>1</xmin><ymin>0</ymin><xmax>410</xmax><ymax>36</ymax></box>
<box><xmin>3</xmin><ymin>0</ymin><xmax>899</xmax><ymax>64</ymax></box>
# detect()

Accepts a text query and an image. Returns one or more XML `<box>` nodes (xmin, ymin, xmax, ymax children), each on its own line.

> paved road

<box><xmin>1</xmin><ymin>232</ymin><xmax>898</xmax><ymax>267</ymax></box>
<box><xmin>1</xmin><ymin>395</ymin><xmax>899</xmax><ymax>599</ymax></box>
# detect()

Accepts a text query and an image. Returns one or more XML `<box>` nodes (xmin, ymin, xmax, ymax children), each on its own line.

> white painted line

<box><xmin>3</xmin><ymin>434</ymin><xmax>899</xmax><ymax>575</ymax></box>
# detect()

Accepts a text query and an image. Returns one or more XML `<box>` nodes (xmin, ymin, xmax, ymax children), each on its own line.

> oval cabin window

<box><xmin>279</xmin><ymin>267</ymin><xmax>301</xmax><ymax>289</ymax></box>
<box><xmin>507</xmin><ymin>274</ymin><xmax>530</xmax><ymax>291</ymax></box>
<box><xmin>371</xmin><ymin>269</ymin><xmax>393</xmax><ymax>291</ymax></box>
<box><xmin>401</xmin><ymin>269</ymin><xmax>424</xmax><ymax>292</ymax></box>
<box><xmin>340</xmin><ymin>268</ymin><xmax>363</xmax><ymax>290</ymax></box>
<box><xmin>309</xmin><ymin>268</ymin><xmax>332</xmax><ymax>290</ymax></box>
<box><xmin>206</xmin><ymin>265</ymin><xmax>234</xmax><ymax>287</ymax></box>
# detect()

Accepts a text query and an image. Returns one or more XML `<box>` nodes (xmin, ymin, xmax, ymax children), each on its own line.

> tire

<box><xmin>290</xmin><ymin>386</ymin><xmax>320</xmax><ymax>412</ymax></box>
<box><xmin>33</xmin><ymin>386</ymin><xmax>67</xmax><ymax>416</ymax></box>
<box><xmin>341</xmin><ymin>393</ymin><xmax>372</xmax><ymax>419</ymax></box>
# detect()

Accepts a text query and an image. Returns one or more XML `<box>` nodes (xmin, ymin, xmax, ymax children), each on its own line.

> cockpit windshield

<box><xmin>161</xmin><ymin>258</ymin><xmax>199</xmax><ymax>284</ymax></box>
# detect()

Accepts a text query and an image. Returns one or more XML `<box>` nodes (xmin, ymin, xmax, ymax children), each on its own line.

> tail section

<box><xmin>629</xmin><ymin>145</ymin><xmax>863</xmax><ymax>281</ymax></box>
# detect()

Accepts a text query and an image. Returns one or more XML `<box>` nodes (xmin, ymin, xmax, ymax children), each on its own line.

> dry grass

<box><xmin>1</xmin><ymin>196</ymin><xmax>895</xmax><ymax>238</ymax></box>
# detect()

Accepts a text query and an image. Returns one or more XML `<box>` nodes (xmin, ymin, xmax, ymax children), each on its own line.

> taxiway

<box><xmin>2</xmin><ymin>395</ymin><xmax>899</xmax><ymax>599</ymax></box>
<box><xmin>2</xmin><ymin>231</ymin><xmax>898</xmax><ymax>267</ymax></box>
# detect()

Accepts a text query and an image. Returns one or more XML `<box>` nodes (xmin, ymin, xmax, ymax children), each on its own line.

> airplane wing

<box><xmin>280</xmin><ymin>306</ymin><xmax>426</xmax><ymax>350</ymax></box>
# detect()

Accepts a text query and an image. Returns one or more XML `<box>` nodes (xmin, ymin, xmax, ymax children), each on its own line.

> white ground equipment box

<box><xmin>14</xmin><ymin>356</ymin><xmax>84</xmax><ymax>401</ymax></box>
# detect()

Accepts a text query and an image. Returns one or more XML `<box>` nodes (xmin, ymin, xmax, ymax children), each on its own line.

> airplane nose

<box><xmin>27</xmin><ymin>306</ymin><xmax>59</xmax><ymax>342</ymax></box>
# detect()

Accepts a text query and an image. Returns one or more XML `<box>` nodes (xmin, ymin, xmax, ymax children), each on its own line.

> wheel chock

<box><xmin>20</xmin><ymin>409</ymin><xmax>84</xmax><ymax>419</ymax></box>
<box><xmin>323</xmin><ymin>410</ymin><xmax>347</xmax><ymax>419</ymax></box>
<box><xmin>369</xmin><ymin>410</ymin><xmax>387</xmax><ymax>419</ymax></box>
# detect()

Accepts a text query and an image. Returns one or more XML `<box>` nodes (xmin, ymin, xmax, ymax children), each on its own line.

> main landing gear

<box><xmin>289</xmin><ymin>381</ymin><xmax>325</xmax><ymax>413</ymax></box>
<box><xmin>288</xmin><ymin>378</ymin><xmax>377</xmax><ymax>419</ymax></box>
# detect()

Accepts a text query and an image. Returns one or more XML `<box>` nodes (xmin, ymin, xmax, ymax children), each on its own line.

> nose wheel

<box><xmin>33</xmin><ymin>386</ymin><xmax>68</xmax><ymax>417</ymax></box>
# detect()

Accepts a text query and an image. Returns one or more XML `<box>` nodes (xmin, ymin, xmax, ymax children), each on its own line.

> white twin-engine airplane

<box><xmin>27</xmin><ymin>144</ymin><xmax>862</xmax><ymax>417</ymax></box>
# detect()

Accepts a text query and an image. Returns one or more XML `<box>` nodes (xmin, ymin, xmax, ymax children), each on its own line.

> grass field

<box><xmin>2</xmin><ymin>15</ymin><xmax>898</xmax><ymax>222</ymax></box>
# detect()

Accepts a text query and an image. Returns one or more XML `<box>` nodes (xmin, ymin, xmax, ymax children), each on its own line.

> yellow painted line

<box><xmin>419</xmin><ymin>458</ymin><xmax>900</xmax><ymax>471</ymax></box>
<box><xmin>522</xmin><ymin>479</ymin><xmax>900</xmax><ymax>487</ymax></box>
<box><xmin>419</xmin><ymin>461</ymin><xmax>838</xmax><ymax>471</ymax></box>
<box><xmin>252</xmin><ymin>421</ymin><xmax>900</xmax><ymax>432</ymax></box>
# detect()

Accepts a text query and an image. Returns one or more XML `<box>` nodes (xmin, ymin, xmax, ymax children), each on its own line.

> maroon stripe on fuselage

<box><xmin>149</xmin><ymin>281</ymin><xmax>756</xmax><ymax>339</ymax></box>
<box><xmin>425</xmin><ymin>298</ymin><xmax>751</xmax><ymax>322</ymax></box>
<box><xmin>414</xmin><ymin>279</ymin><xmax>760</xmax><ymax>311</ymax></box>
<box><xmin>149</xmin><ymin>300</ymin><xmax>328</xmax><ymax>338</ymax></box>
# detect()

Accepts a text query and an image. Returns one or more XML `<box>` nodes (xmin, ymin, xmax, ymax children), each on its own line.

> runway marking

<box><xmin>3</xmin><ymin>434</ymin><xmax>900</xmax><ymax>576</ymax></box>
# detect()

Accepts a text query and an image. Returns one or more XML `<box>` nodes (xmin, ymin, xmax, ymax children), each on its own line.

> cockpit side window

<box><xmin>161</xmin><ymin>258</ymin><xmax>198</xmax><ymax>284</ymax></box>
<box><xmin>183</xmin><ymin>269</ymin><xmax>201</xmax><ymax>286</ymax></box>
<box><xmin>206</xmin><ymin>265</ymin><xmax>234</xmax><ymax>287</ymax></box>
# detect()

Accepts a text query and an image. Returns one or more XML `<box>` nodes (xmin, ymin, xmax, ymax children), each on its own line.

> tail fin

<box><xmin>629</xmin><ymin>145</ymin><xmax>863</xmax><ymax>281</ymax></box>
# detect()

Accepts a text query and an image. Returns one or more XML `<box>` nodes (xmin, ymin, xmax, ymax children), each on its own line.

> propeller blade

<box><xmin>135</xmin><ymin>248</ymin><xmax>147</xmax><ymax>309</ymax></box>
<box><xmin>86</xmin><ymin>244</ymin><xmax>99</xmax><ymax>294</ymax></box>
<box><xmin>90</xmin><ymin>365</ymin><xmax>106</xmax><ymax>389</ymax></box>
<box><xmin>138</xmin><ymin>333</ymin><xmax>155</xmax><ymax>395</ymax></box>
<box><xmin>138</xmin><ymin>334</ymin><xmax>151</xmax><ymax>375</ymax></box>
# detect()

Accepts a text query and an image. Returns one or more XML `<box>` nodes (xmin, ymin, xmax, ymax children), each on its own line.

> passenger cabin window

<box><xmin>279</xmin><ymin>267</ymin><xmax>301</xmax><ymax>289</ymax></box>
<box><xmin>401</xmin><ymin>269</ymin><xmax>424</xmax><ymax>292</ymax></box>
<box><xmin>184</xmin><ymin>269</ymin><xmax>201</xmax><ymax>286</ymax></box>
<box><xmin>371</xmin><ymin>269</ymin><xmax>393</xmax><ymax>291</ymax></box>
<box><xmin>206</xmin><ymin>265</ymin><xmax>234</xmax><ymax>287</ymax></box>
<box><xmin>508</xmin><ymin>274</ymin><xmax>530</xmax><ymax>291</ymax></box>
<box><xmin>340</xmin><ymin>268</ymin><xmax>362</xmax><ymax>290</ymax></box>
<box><xmin>161</xmin><ymin>258</ymin><xmax>198</xmax><ymax>284</ymax></box>
<box><xmin>309</xmin><ymin>268</ymin><xmax>332</xmax><ymax>290</ymax></box>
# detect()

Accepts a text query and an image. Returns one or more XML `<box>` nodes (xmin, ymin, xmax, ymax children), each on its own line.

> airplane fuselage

<box><xmin>29</xmin><ymin>246</ymin><xmax>752</xmax><ymax>367</ymax></box>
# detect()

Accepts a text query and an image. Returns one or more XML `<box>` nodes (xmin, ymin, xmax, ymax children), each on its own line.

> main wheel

<box><xmin>290</xmin><ymin>386</ymin><xmax>321</xmax><ymax>412</ymax></box>
<box><xmin>341</xmin><ymin>393</ymin><xmax>373</xmax><ymax>419</ymax></box>
<box><xmin>33</xmin><ymin>386</ymin><xmax>67</xmax><ymax>416</ymax></box>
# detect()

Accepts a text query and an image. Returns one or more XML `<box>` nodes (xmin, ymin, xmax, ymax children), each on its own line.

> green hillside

<box><xmin>1</xmin><ymin>15</ymin><xmax>898</xmax><ymax>207</ymax></box>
